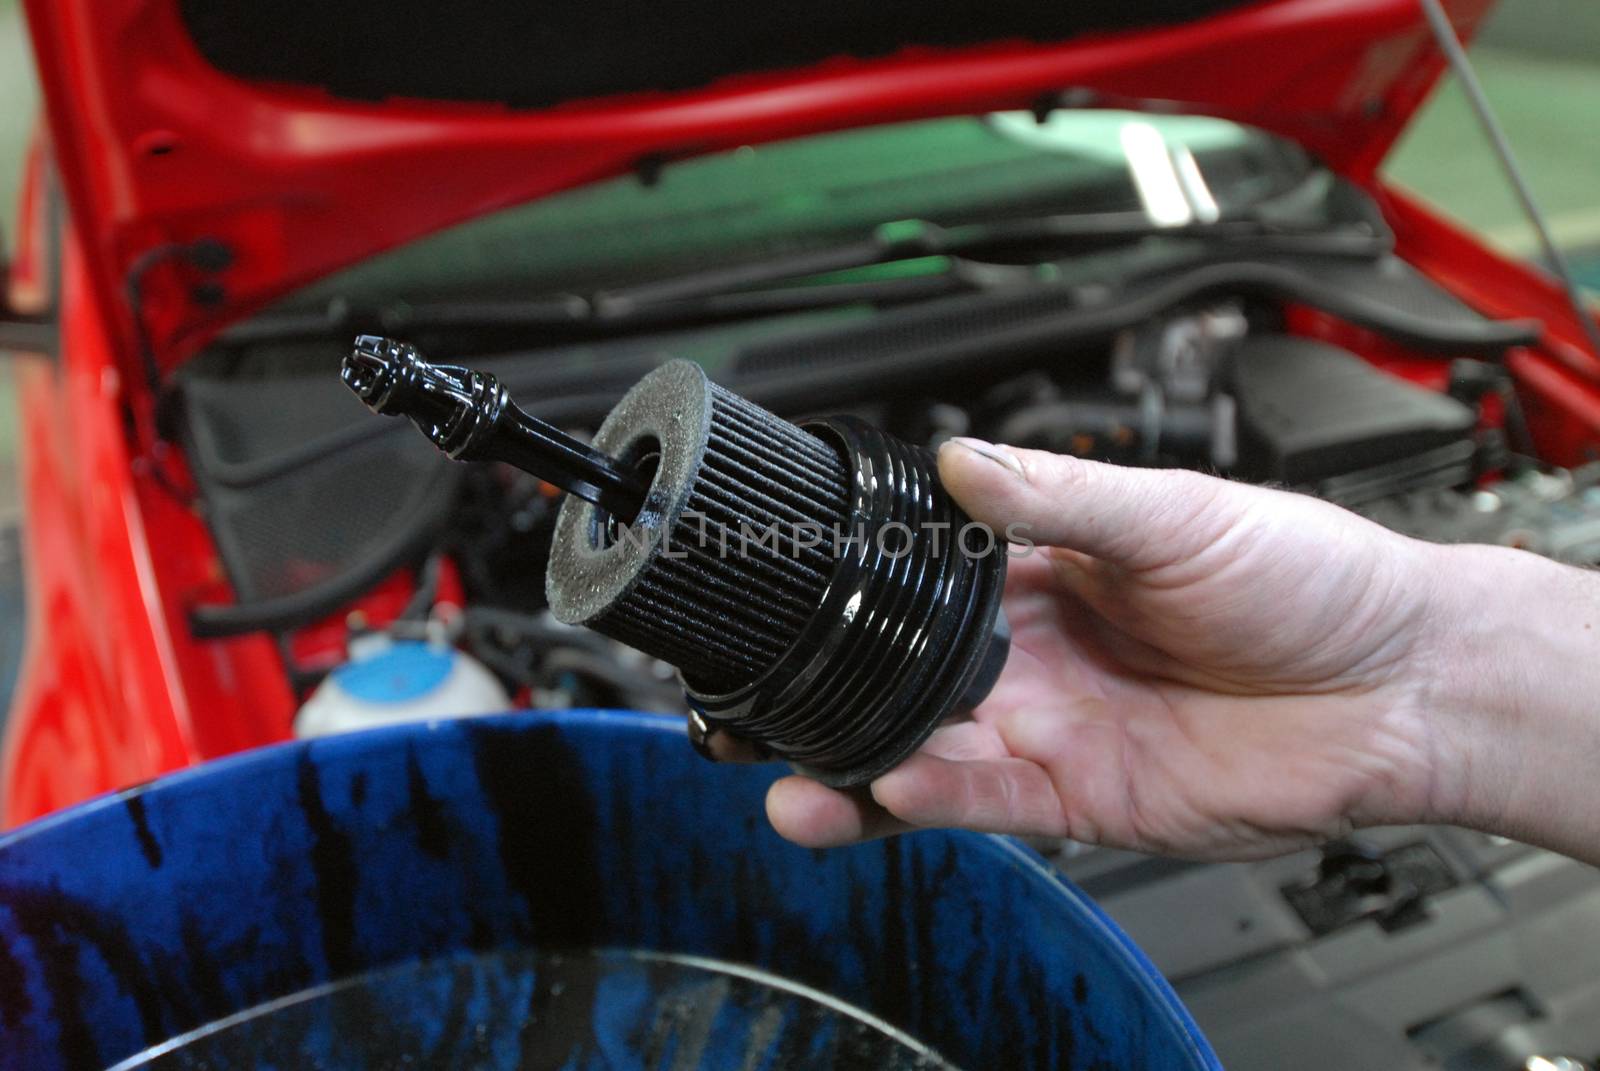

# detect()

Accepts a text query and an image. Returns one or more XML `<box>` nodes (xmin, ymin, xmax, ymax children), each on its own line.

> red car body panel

<box><xmin>23</xmin><ymin>0</ymin><xmax>1495</xmax><ymax>376</ymax></box>
<box><xmin>3</xmin><ymin>191</ymin><xmax>298</xmax><ymax>824</ymax></box>
<box><xmin>4</xmin><ymin>0</ymin><xmax>1599</xmax><ymax>823</ymax></box>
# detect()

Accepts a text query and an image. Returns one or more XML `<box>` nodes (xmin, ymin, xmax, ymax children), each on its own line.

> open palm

<box><xmin>765</xmin><ymin>442</ymin><xmax>1452</xmax><ymax>861</ymax></box>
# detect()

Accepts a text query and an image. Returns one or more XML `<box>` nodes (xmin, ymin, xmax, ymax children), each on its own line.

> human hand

<box><xmin>764</xmin><ymin>438</ymin><xmax>1467</xmax><ymax>861</ymax></box>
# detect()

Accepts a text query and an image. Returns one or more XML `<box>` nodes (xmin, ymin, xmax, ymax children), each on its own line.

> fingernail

<box><xmin>946</xmin><ymin>437</ymin><xmax>1025</xmax><ymax>480</ymax></box>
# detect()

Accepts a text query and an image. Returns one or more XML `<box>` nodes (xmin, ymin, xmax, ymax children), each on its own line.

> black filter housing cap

<box><xmin>547</xmin><ymin>360</ymin><xmax>1009</xmax><ymax>786</ymax></box>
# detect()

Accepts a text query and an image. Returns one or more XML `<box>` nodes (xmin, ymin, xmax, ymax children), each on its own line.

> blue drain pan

<box><xmin>0</xmin><ymin>710</ymin><xmax>1220</xmax><ymax>1070</ymax></box>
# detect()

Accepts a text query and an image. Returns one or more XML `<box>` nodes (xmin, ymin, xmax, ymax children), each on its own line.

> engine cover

<box><xmin>1229</xmin><ymin>338</ymin><xmax>1478</xmax><ymax>499</ymax></box>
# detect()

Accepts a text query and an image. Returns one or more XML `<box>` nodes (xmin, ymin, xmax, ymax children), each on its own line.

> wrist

<box><xmin>1414</xmin><ymin>541</ymin><xmax>1600</xmax><ymax>858</ymax></box>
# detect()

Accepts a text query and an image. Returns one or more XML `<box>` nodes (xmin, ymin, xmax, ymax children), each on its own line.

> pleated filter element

<box><xmin>588</xmin><ymin>384</ymin><xmax>851</xmax><ymax>690</ymax></box>
<box><xmin>546</xmin><ymin>362</ymin><xmax>852</xmax><ymax>694</ymax></box>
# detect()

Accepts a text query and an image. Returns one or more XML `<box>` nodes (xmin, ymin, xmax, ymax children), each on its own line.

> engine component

<box><xmin>1111</xmin><ymin>304</ymin><xmax>1248</xmax><ymax>404</ymax></box>
<box><xmin>984</xmin><ymin>307</ymin><xmax>1242</xmax><ymax>470</ymax></box>
<box><xmin>1052</xmin><ymin>823</ymin><xmax>1600</xmax><ymax>1071</ymax></box>
<box><xmin>293</xmin><ymin>632</ymin><xmax>510</xmax><ymax>738</ymax></box>
<box><xmin>1280</xmin><ymin>839</ymin><xmax>1456</xmax><ymax>937</ymax></box>
<box><xmin>1229</xmin><ymin>336</ymin><xmax>1480</xmax><ymax>502</ymax></box>
<box><xmin>461</xmin><ymin>606</ymin><xmax>687</xmax><ymax>715</ymax></box>
<box><xmin>995</xmin><ymin>390</ymin><xmax>1236</xmax><ymax>468</ymax></box>
<box><xmin>343</xmin><ymin>338</ymin><xmax>1009</xmax><ymax>787</ymax></box>
<box><xmin>1409</xmin><ymin>989</ymin><xmax>1576</xmax><ymax>1071</ymax></box>
<box><xmin>1358</xmin><ymin>463</ymin><xmax>1600</xmax><ymax>565</ymax></box>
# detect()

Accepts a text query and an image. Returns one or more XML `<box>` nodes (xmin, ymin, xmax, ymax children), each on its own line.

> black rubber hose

<box><xmin>188</xmin><ymin>516</ymin><xmax>444</xmax><ymax>637</ymax></box>
<box><xmin>730</xmin><ymin>259</ymin><xmax>1543</xmax><ymax>415</ymax></box>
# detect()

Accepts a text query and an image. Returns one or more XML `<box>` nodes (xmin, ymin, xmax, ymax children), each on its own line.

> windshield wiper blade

<box><xmin>586</xmin><ymin>211</ymin><xmax>1389</xmax><ymax>318</ymax></box>
<box><xmin>217</xmin><ymin>249</ymin><xmax>1025</xmax><ymax>346</ymax></box>
<box><xmin>218</xmin><ymin>210</ymin><xmax>1388</xmax><ymax>348</ymax></box>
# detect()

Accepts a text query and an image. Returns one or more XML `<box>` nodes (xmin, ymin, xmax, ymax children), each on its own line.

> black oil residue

<box><xmin>122</xmin><ymin>792</ymin><xmax>164</xmax><ymax>869</ymax></box>
<box><xmin>465</xmin><ymin>722</ymin><xmax>605</xmax><ymax>949</ymax></box>
<box><xmin>295</xmin><ymin>752</ymin><xmax>358</xmax><ymax>976</ymax></box>
<box><xmin>404</xmin><ymin>744</ymin><xmax>452</xmax><ymax>861</ymax></box>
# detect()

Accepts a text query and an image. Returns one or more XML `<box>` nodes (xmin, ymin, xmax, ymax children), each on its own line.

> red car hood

<box><xmin>23</xmin><ymin>0</ymin><xmax>1496</xmax><ymax>377</ymax></box>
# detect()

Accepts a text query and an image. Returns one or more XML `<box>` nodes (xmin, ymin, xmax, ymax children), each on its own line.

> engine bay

<box><xmin>176</xmin><ymin>244</ymin><xmax>1600</xmax><ymax>715</ymax></box>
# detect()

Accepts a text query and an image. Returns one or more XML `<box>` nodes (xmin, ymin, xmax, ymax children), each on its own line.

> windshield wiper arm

<box><xmin>218</xmin><ymin>246</ymin><xmax>1026</xmax><ymax>346</ymax></box>
<box><xmin>218</xmin><ymin>209</ymin><xmax>1388</xmax><ymax>348</ymax></box>
<box><xmin>587</xmin><ymin>211</ymin><xmax>1389</xmax><ymax>318</ymax></box>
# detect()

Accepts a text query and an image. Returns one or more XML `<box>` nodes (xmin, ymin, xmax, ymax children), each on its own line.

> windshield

<box><xmin>278</xmin><ymin>110</ymin><xmax>1317</xmax><ymax>312</ymax></box>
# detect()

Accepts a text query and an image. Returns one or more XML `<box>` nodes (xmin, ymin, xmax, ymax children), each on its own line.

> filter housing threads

<box><xmin>546</xmin><ymin>360</ymin><xmax>1010</xmax><ymax>787</ymax></box>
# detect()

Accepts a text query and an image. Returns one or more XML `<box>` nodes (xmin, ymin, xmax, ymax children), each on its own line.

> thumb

<box><xmin>936</xmin><ymin>437</ymin><xmax>1242</xmax><ymax>569</ymax></box>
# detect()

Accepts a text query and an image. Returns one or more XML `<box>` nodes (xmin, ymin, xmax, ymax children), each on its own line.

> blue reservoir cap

<box><xmin>331</xmin><ymin>641</ymin><xmax>454</xmax><ymax>703</ymax></box>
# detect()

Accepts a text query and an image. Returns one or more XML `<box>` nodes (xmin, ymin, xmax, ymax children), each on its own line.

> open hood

<box><xmin>22</xmin><ymin>0</ymin><xmax>1496</xmax><ymax>376</ymax></box>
